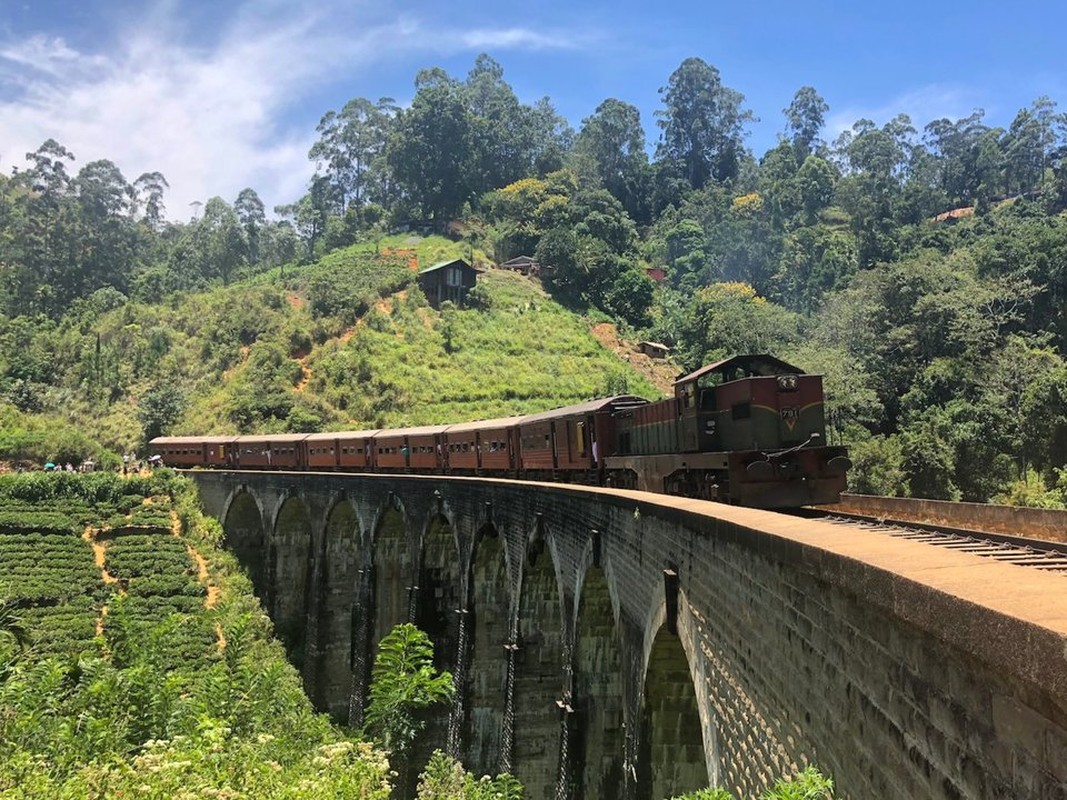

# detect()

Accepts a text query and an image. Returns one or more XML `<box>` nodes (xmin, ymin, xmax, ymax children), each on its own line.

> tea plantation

<box><xmin>0</xmin><ymin>470</ymin><xmax>394</xmax><ymax>799</ymax></box>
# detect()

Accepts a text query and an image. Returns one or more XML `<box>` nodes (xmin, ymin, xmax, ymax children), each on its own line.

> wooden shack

<box><xmin>500</xmin><ymin>255</ymin><xmax>541</xmax><ymax>276</ymax></box>
<box><xmin>638</xmin><ymin>341</ymin><xmax>670</xmax><ymax>360</ymax></box>
<box><xmin>417</xmin><ymin>258</ymin><xmax>479</xmax><ymax>307</ymax></box>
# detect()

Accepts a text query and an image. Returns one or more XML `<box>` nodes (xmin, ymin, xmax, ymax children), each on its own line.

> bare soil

<box><xmin>589</xmin><ymin>322</ymin><xmax>678</xmax><ymax>397</ymax></box>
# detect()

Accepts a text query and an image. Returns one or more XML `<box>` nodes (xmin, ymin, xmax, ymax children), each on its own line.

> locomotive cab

<box><xmin>606</xmin><ymin>354</ymin><xmax>851</xmax><ymax>506</ymax></box>
<box><xmin>675</xmin><ymin>354</ymin><xmax>809</xmax><ymax>453</ymax></box>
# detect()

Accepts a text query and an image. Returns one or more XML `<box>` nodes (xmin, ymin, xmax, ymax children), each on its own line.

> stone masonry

<box><xmin>190</xmin><ymin>471</ymin><xmax>1067</xmax><ymax>800</ymax></box>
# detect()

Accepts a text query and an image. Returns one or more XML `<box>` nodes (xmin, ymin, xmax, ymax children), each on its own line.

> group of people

<box><xmin>41</xmin><ymin>462</ymin><xmax>77</xmax><ymax>473</ymax></box>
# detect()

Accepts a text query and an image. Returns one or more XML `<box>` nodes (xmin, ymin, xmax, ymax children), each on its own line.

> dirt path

<box><xmin>84</xmin><ymin>526</ymin><xmax>119</xmax><ymax>585</ymax></box>
<box><xmin>589</xmin><ymin>322</ymin><xmax>678</xmax><ymax>396</ymax></box>
<box><xmin>171</xmin><ymin>511</ymin><xmax>221</xmax><ymax>610</ymax></box>
<box><xmin>84</xmin><ymin>525</ymin><xmax>118</xmax><ymax>638</ymax></box>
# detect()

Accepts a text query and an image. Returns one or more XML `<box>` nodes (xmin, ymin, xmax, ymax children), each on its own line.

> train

<box><xmin>149</xmin><ymin>354</ymin><xmax>851</xmax><ymax>508</ymax></box>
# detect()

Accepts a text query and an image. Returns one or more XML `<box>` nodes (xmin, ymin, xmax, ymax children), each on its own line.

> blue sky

<box><xmin>1</xmin><ymin>0</ymin><xmax>1064</xmax><ymax>217</ymax></box>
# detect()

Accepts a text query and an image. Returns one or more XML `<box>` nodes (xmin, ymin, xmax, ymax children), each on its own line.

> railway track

<box><xmin>799</xmin><ymin>508</ymin><xmax>1067</xmax><ymax>573</ymax></box>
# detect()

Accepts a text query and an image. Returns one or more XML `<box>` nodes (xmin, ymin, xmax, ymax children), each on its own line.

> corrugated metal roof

<box><xmin>234</xmin><ymin>433</ymin><xmax>309</xmax><ymax>443</ymax></box>
<box><xmin>519</xmin><ymin>396</ymin><xmax>648</xmax><ymax>425</ymax></box>
<box><xmin>418</xmin><ymin>258</ymin><xmax>470</xmax><ymax>275</ymax></box>
<box><xmin>674</xmin><ymin>354</ymin><xmax>804</xmax><ymax>385</ymax></box>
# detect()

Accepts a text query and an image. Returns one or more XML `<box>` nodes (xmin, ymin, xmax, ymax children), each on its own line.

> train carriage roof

<box><xmin>374</xmin><ymin>424</ymin><xmax>451</xmax><ymax>439</ymax></box>
<box><xmin>233</xmin><ymin>433</ymin><xmax>309</xmax><ymax>443</ymax></box>
<box><xmin>444</xmin><ymin>416</ymin><xmax>525</xmax><ymax>435</ymax></box>
<box><xmin>304</xmin><ymin>430</ymin><xmax>380</xmax><ymax>441</ymax></box>
<box><xmin>150</xmin><ymin>436</ymin><xmax>235</xmax><ymax>445</ymax></box>
<box><xmin>519</xmin><ymin>395</ymin><xmax>649</xmax><ymax>426</ymax></box>
<box><xmin>674</xmin><ymin>354</ymin><xmax>805</xmax><ymax>385</ymax></box>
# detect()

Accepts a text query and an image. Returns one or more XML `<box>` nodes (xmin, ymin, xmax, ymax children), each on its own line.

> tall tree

<box><xmin>573</xmin><ymin>98</ymin><xmax>650</xmax><ymax>222</ymax></box>
<box><xmin>387</xmin><ymin>67</ymin><xmax>474</xmax><ymax>229</ymax></box>
<box><xmin>234</xmin><ymin>187</ymin><xmax>266</xmax><ymax>266</ymax></box>
<box><xmin>655</xmin><ymin>58</ymin><xmax>754</xmax><ymax>189</ymax></box>
<box><xmin>1003</xmin><ymin>96</ymin><xmax>1062</xmax><ymax>196</ymax></box>
<box><xmin>133</xmin><ymin>171</ymin><xmax>169</xmax><ymax>230</ymax></box>
<box><xmin>309</xmin><ymin>96</ymin><xmax>397</xmax><ymax>211</ymax></box>
<box><xmin>783</xmin><ymin>86</ymin><xmax>829</xmax><ymax>161</ymax></box>
<box><xmin>922</xmin><ymin>110</ymin><xmax>989</xmax><ymax>205</ymax></box>
<box><xmin>463</xmin><ymin>54</ymin><xmax>535</xmax><ymax>195</ymax></box>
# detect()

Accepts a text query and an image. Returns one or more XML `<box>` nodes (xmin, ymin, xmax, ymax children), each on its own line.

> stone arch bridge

<box><xmin>189</xmin><ymin>471</ymin><xmax>1067</xmax><ymax>800</ymax></box>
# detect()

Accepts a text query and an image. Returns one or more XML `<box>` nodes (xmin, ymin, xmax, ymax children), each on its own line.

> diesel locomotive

<box><xmin>150</xmin><ymin>354</ymin><xmax>851</xmax><ymax>508</ymax></box>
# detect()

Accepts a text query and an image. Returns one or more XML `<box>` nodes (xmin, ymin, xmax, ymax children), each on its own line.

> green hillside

<box><xmin>0</xmin><ymin>238</ymin><xmax>661</xmax><ymax>464</ymax></box>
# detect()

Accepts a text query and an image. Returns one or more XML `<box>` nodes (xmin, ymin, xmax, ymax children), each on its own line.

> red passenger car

<box><xmin>444</xmin><ymin>417</ymin><xmax>522</xmax><ymax>473</ymax></box>
<box><xmin>518</xmin><ymin>396</ymin><xmax>647</xmax><ymax>479</ymax></box>
<box><xmin>233</xmin><ymin>434</ymin><xmax>307</xmax><ymax>469</ymax></box>
<box><xmin>149</xmin><ymin>436</ymin><xmax>235</xmax><ymax>468</ymax></box>
<box><xmin>373</xmin><ymin>425</ymin><xmax>447</xmax><ymax>471</ymax></box>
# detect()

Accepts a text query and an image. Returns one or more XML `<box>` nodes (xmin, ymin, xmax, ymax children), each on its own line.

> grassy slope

<box><xmin>2</xmin><ymin>235</ymin><xmax>661</xmax><ymax>454</ymax></box>
<box><xmin>173</xmin><ymin>238</ymin><xmax>661</xmax><ymax>434</ymax></box>
<box><xmin>301</xmin><ymin>269</ymin><xmax>662</xmax><ymax>428</ymax></box>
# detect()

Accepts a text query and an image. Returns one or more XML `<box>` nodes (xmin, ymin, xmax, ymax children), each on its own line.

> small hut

<box><xmin>638</xmin><ymin>341</ymin><xmax>671</xmax><ymax>360</ymax></box>
<box><xmin>417</xmin><ymin>258</ymin><xmax>479</xmax><ymax>307</ymax></box>
<box><xmin>500</xmin><ymin>255</ymin><xmax>541</xmax><ymax>276</ymax></box>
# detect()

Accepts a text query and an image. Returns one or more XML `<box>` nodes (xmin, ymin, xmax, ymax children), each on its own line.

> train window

<box><xmin>576</xmin><ymin>422</ymin><xmax>586</xmax><ymax>456</ymax></box>
<box><xmin>731</xmin><ymin>402</ymin><xmax>751</xmax><ymax>420</ymax></box>
<box><xmin>701</xmin><ymin>390</ymin><xmax>716</xmax><ymax>411</ymax></box>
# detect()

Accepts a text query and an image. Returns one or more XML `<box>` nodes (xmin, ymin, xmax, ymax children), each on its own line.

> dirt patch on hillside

<box><xmin>590</xmin><ymin>323</ymin><xmax>678</xmax><ymax>397</ymax></box>
<box><xmin>286</xmin><ymin>292</ymin><xmax>305</xmax><ymax>310</ymax></box>
<box><xmin>171</xmin><ymin>511</ymin><xmax>221</xmax><ymax>610</ymax></box>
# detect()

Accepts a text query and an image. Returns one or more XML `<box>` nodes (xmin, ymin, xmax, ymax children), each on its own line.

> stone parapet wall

<box><xmin>835</xmin><ymin>493</ymin><xmax>1067</xmax><ymax>542</ymax></box>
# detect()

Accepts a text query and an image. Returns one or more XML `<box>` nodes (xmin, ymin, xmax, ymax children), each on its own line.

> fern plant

<box><xmin>364</xmin><ymin>623</ymin><xmax>454</xmax><ymax>755</ymax></box>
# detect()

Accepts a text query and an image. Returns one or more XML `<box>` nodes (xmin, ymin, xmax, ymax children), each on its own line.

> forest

<box><xmin>1</xmin><ymin>54</ymin><xmax>1066</xmax><ymax>506</ymax></box>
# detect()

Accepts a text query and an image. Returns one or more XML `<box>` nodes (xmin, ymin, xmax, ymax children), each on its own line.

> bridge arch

<box><xmin>371</xmin><ymin>496</ymin><xmax>413</xmax><ymax>654</ymax></box>
<box><xmin>222</xmin><ymin>490</ymin><xmax>268</xmax><ymax>601</ymax></box>
<box><xmin>272</xmin><ymin>495</ymin><xmax>314</xmax><ymax>681</ymax></box>
<box><xmin>637</xmin><ymin>599</ymin><xmax>710</xmax><ymax>800</ymax></box>
<box><xmin>314</xmin><ymin>497</ymin><xmax>362</xmax><ymax>720</ymax></box>
<box><xmin>465</xmin><ymin>520</ymin><xmax>513</xmax><ymax>777</ymax></box>
<box><xmin>512</xmin><ymin>527</ymin><xmax>566</xmax><ymax>800</ymax></box>
<box><xmin>574</xmin><ymin>549</ymin><xmax>625</xmax><ymax>800</ymax></box>
<box><xmin>412</xmin><ymin>509</ymin><xmax>462</xmax><ymax>766</ymax></box>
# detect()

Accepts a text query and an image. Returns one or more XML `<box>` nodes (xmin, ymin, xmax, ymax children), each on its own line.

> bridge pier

<box><xmin>191</xmin><ymin>471</ymin><xmax>1067</xmax><ymax>800</ymax></box>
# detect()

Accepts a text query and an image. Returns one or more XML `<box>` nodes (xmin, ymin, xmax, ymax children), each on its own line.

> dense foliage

<box><xmin>2</xmin><ymin>54</ymin><xmax>1067</xmax><ymax>503</ymax></box>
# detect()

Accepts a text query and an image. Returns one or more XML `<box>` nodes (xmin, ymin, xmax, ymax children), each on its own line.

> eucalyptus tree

<box><xmin>309</xmin><ymin>96</ymin><xmax>397</xmax><ymax>211</ymax></box>
<box><xmin>387</xmin><ymin>67</ymin><xmax>475</xmax><ymax>229</ymax></box>
<box><xmin>655</xmin><ymin>57</ymin><xmax>754</xmax><ymax>189</ymax></box>
<box><xmin>133</xmin><ymin>171</ymin><xmax>169</xmax><ymax>230</ymax></box>
<box><xmin>573</xmin><ymin>98</ymin><xmax>650</xmax><ymax>222</ymax></box>
<box><xmin>235</xmin><ymin>187</ymin><xmax>266</xmax><ymax>266</ymax></box>
<box><xmin>783</xmin><ymin>85</ymin><xmax>829</xmax><ymax>161</ymax></box>
<box><xmin>1003</xmin><ymin>96</ymin><xmax>1062</xmax><ymax>197</ymax></box>
<box><xmin>922</xmin><ymin>110</ymin><xmax>989</xmax><ymax>206</ymax></box>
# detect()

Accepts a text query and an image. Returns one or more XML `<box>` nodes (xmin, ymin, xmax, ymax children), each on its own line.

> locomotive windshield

<box><xmin>673</xmin><ymin>354</ymin><xmax>805</xmax><ymax>398</ymax></box>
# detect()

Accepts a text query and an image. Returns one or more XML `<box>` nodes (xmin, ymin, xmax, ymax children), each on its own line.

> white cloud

<box><xmin>826</xmin><ymin>84</ymin><xmax>985</xmax><ymax>141</ymax></box>
<box><xmin>458</xmin><ymin>27</ymin><xmax>586</xmax><ymax>51</ymax></box>
<box><xmin>0</xmin><ymin>2</ymin><xmax>587</xmax><ymax>220</ymax></box>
